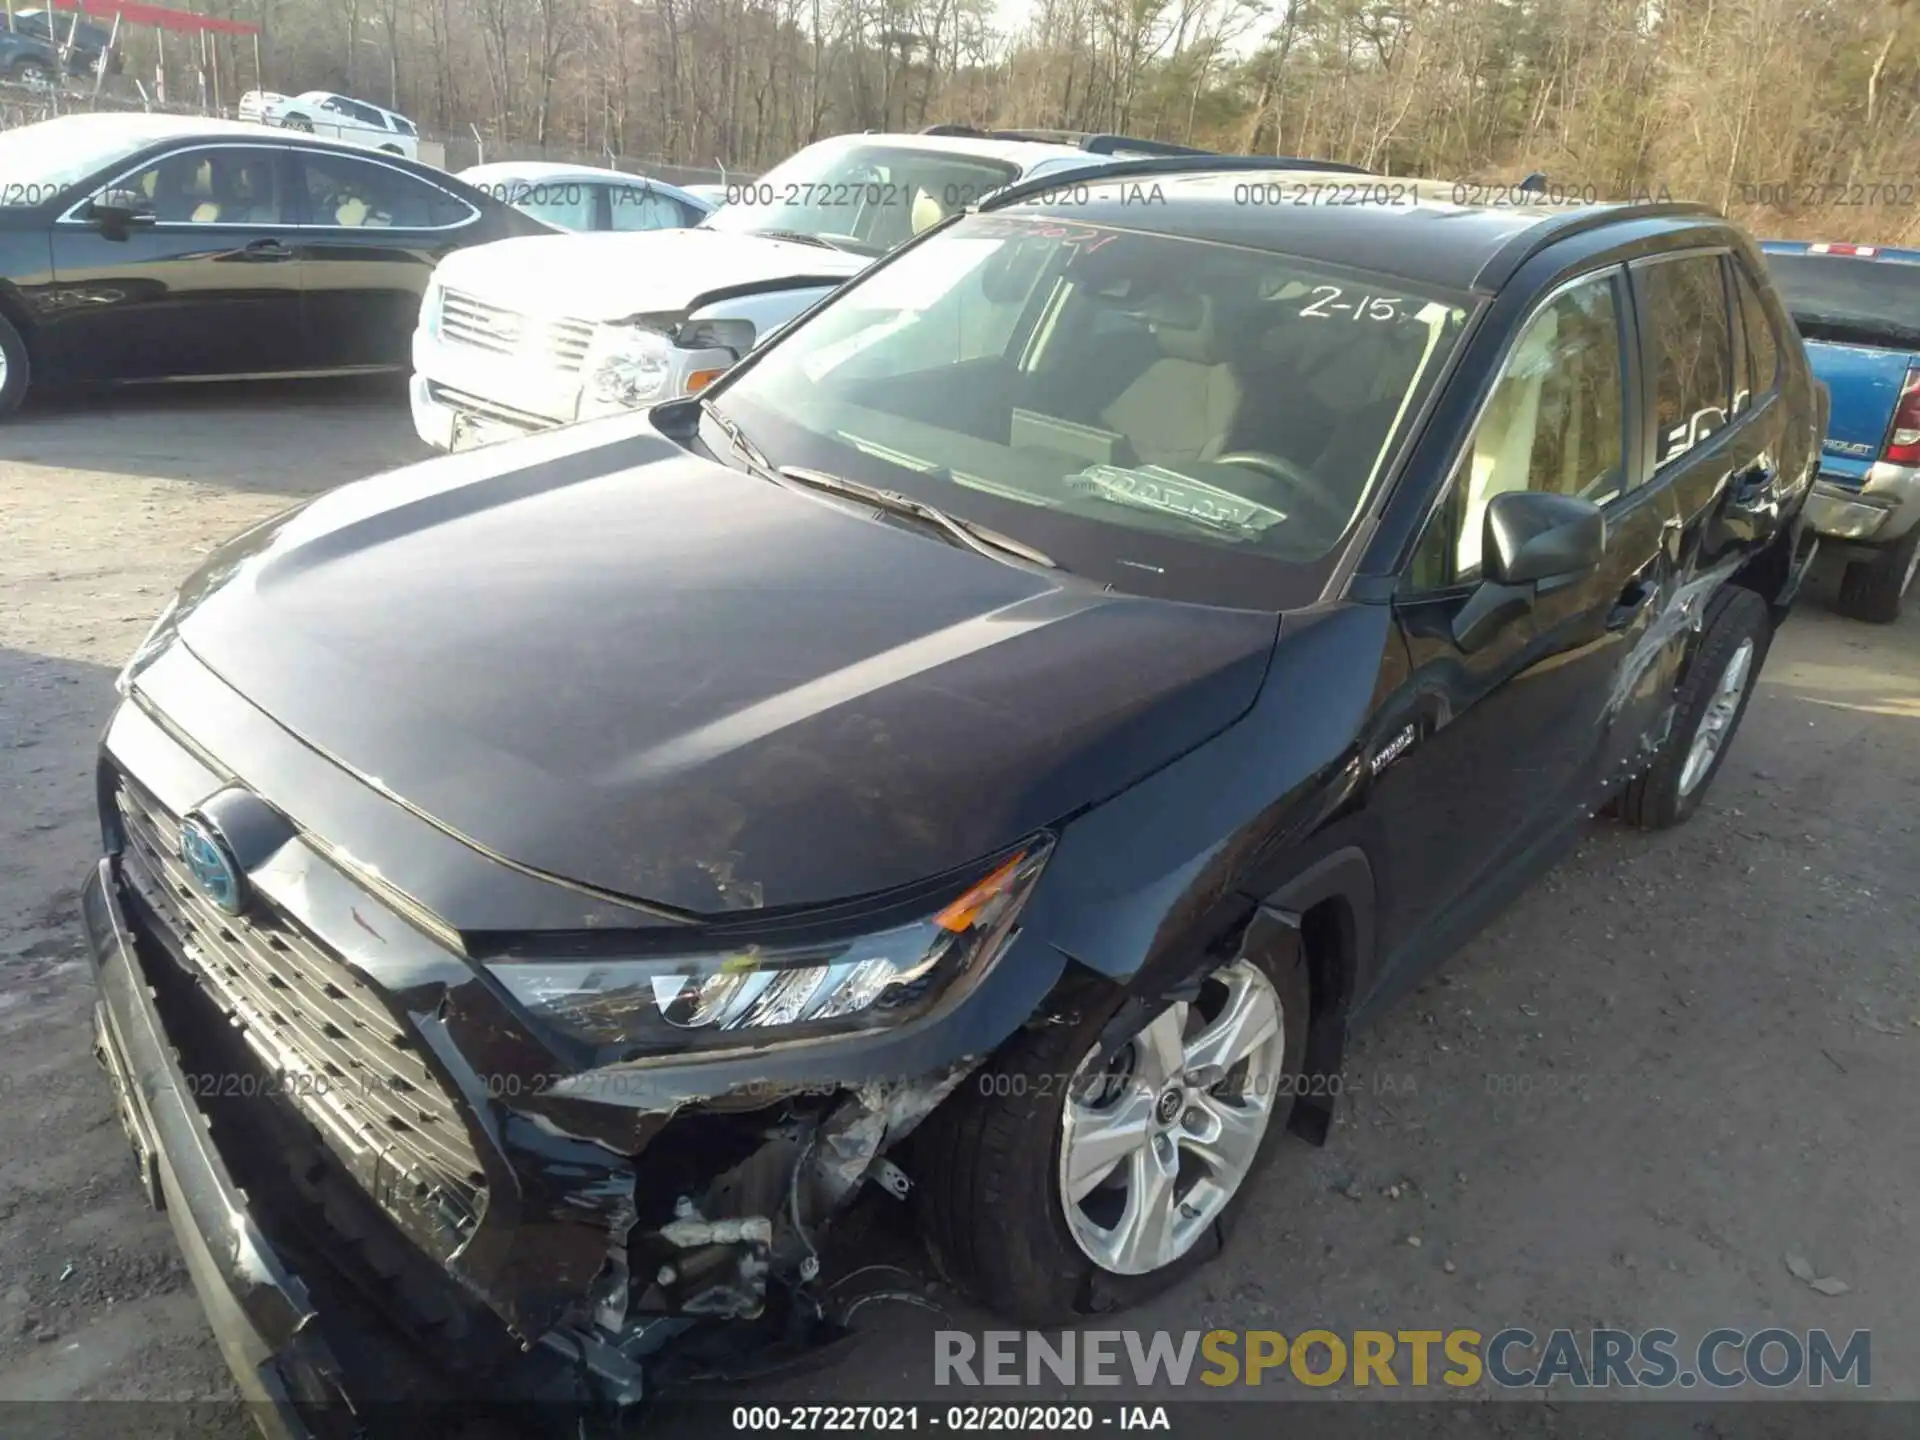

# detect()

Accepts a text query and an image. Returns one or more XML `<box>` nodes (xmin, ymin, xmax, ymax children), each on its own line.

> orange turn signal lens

<box><xmin>685</xmin><ymin>368</ymin><xmax>728</xmax><ymax>393</ymax></box>
<box><xmin>934</xmin><ymin>851</ymin><xmax>1031</xmax><ymax>934</ymax></box>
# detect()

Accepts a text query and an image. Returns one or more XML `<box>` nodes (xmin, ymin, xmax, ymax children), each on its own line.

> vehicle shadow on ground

<box><xmin>6</xmin><ymin>376</ymin><xmax>429</xmax><ymax>496</ymax></box>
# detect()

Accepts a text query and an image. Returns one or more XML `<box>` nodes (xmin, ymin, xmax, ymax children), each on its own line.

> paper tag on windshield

<box><xmin>1068</xmin><ymin>464</ymin><xmax>1286</xmax><ymax>534</ymax></box>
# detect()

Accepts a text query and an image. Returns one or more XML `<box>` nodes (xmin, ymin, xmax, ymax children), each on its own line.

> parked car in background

<box><xmin>456</xmin><ymin>161</ymin><xmax>713</xmax><ymax>232</ymax></box>
<box><xmin>0</xmin><ymin>114</ymin><xmax>550</xmax><ymax>416</ymax></box>
<box><xmin>0</xmin><ymin>26</ymin><xmax>61</xmax><ymax>86</ymax></box>
<box><xmin>237</xmin><ymin>89</ymin><xmax>419</xmax><ymax>159</ymax></box>
<box><xmin>86</xmin><ymin>162</ymin><xmax>1820</xmax><ymax>1426</ymax></box>
<box><xmin>410</xmin><ymin>127</ymin><xmax>1296</xmax><ymax>451</ymax></box>
<box><xmin>1762</xmin><ymin>240</ymin><xmax>1920</xmax><ymax>620</ymax></box>
<box><xmin>6</xmin><ymin>8</ymin><xmax>120</xmax><ymax>76</ymax></box>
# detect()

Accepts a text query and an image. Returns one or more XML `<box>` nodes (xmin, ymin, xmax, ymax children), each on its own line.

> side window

<box><xmin>508</xmin><ymin>180</ymin><xmax>595</xmax><ymax>230</ymax></box>
<box><xmin>124</xmin><ymin>147</ymin><xmax>283</xmax><ymax>225</ymax></box>
<box><xmin>347</xmin><ymin>101</ymin><xmax>387</xmax><ymax>128</ymax></box>
<box><xmin>607</xmin><ymin>185</ymin><xmax>688</xmax><ymax>232</ymax></box>
<box><xmin>1637</xmin><ymin>254</ymin><xmax>1734</xmax><ymax>465</ymax></box>
<box><xmin>1408</xmin><ymin>271</ymin><xmax>1627</xmax><ymax>588</ymax></box>
<box><xmin>1734</xmin><ymin>263</ymin><xmax>1779</xmax><ymax>406</ymax></box>
<box><xmin>301</xmin><ymin>153</ymin><xmax>465</xmax><ymax>229</ymax></box>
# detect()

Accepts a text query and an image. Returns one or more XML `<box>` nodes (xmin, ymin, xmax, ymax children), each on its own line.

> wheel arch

<box><xmin>1263</xmin><ymin>847</ymin><xmax>1376</xmax><ymax>1146</ymax></box>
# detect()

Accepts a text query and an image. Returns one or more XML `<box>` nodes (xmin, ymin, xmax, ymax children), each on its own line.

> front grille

<box><xmin>113</xmin><ymin>774</ymin><xmax>487</xmax><ymax>1246</ymax></box>
<box><xmin>439</xmin><ymin>288</ymin><xmax>595</xmax><ymax>373</ymax></box>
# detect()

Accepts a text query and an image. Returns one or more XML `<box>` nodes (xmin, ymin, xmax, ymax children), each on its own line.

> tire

<box><xmin>284</xmin><ymin>113</ymin><xmax>313</xmax><ymax>132</ymax></box>
<box><xmin>380</xmin><ymin>143</ymin><xmax>402</xmax><ymax>154</ymax></box>
<box><xmin>1617</xmin><ymin>585</ymin><xmax>1771</xmax><ymax>830</ymax></box>
<box><xmin>0</xmin><ymin>311</ymin><xmax>30</xmax><ymax>419</ymax></box>
<box><xmin>1833</xmin><ymin>525</ymin><xmax>1920</xmax><ymax>624</ymax></box>
<box><xmin>914</xmin><ymin>942</ymin><xmax>1310</xmax><ymax>1325</ymax></box>
<box><xmin>11</xmin><ymin>60</ymin><xmax>52</xmax><ymax>88</ymax></box>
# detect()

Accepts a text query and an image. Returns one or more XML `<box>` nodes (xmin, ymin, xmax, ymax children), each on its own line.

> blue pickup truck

<box><xmin>1760</xmin><ymin>241</ymin><xmax>1920</xmax><ymax>621</ymax></box>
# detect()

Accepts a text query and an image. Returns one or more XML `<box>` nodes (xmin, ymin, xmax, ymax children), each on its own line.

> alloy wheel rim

<box><xmin>1678</xmin><ymin>635</ymin><xmax>1755</xmax><ymax>798</ymax></box>
<box><xmin>1058</xmin><ymin>959</ymin><xmax>1284</xmax><ymax>1276</ymax></box>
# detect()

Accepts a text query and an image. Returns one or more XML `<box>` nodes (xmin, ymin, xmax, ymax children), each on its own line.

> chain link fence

<box><xmin>0</xmin><ymin>77</ymin><xmax>756</xmax><ymax>188</ymax></box>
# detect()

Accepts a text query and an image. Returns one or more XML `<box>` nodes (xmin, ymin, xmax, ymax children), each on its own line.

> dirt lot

<box><xmin>1</xmin><ymin>381</ymin><xmax>1916</xmax><ymax>1423</ymax></box>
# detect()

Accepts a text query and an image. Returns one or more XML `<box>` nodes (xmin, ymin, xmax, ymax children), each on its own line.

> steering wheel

<box><xmin>1212</xmin><ymin>450</ymin><xmax>1351</xmax><ymax>528</ymax></box>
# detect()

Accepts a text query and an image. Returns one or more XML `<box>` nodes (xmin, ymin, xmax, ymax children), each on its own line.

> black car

<box><xmin>83</xmin><ymin>159</ymin><xmax>1821</xmax><ymax>1429</ymax></box>
<box><xmin>0</xmin><ymin>113</ymin><xmax>549</xmax><ymax>415</ymax></box>
<box><xmin>0</xmin><ymin>26</ymin><xmax>61</xmax><ymax>86</ymax></box>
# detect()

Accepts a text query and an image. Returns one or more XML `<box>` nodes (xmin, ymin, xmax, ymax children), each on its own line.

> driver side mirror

<box><xmin>85</xmin><ymin>189</ymin><xmax>156</xmax><ymax>239</ymax></box>
<box><xmin>1452</xmin><ymin>490</ymin><xmax>1607</xmax><ymax>652</ymax></box>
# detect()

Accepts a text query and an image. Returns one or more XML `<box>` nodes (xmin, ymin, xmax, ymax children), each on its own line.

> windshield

<box><xmin>1767</xmin><ymin>253</ymin><xmax>1920</xmax><ymax>347</ymax></box>
<box><xmin>711</xmin><ymin>213</ymin><xmax>1470</xmax><ymax>607</ymax></box>
<box><xmin>701</xmin><ymin>140</ymin><xmax>1021</xmax><ymax>257</ymax></box>
<box><xmin>0</xmin><ymin>116</ymin><xmax>148</xmax><ymax>208</ymax></box>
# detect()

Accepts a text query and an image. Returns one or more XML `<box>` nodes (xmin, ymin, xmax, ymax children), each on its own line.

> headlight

<box><xmin>580</xmin><ymin>323</ymin><xmax>675</xmax><ymax>415</ymax></box>
<box><xmin>418</xmin><ymin>276</ymin><xmax>444</xmax><ymax>337</ymax></box>
<box><xmin>115</xmin><ymin>595</ymin><xmax>179</xmax><ymax>697</ymax></box>
<box><xmin>488</xmin><ymin>839</ymin><xmax>1051</xmax><ymax>1059</ymax></box>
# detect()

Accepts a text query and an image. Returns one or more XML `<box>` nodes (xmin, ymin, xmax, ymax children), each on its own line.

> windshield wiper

<box><xmin>698</xmin><ymin>397</ymin><xmax>778</xmax><ymax>481</ymax></box>
<box><xmin>778</xmin><ymin>465</ymin><xmax>1057</xmax><ymax>569</ymax></box>
<box><xmin>752</xmin><ymin>228</ymin><xmax>848</xmax><ymax>252</ymax></box>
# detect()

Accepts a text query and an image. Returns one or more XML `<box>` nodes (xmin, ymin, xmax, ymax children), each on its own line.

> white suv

<box><xmin>408</xmin><ymin>129</ymin><xmax>1205</xmax><ymax>451</ymax></box>
<box><xmin>238</xmin><ymin>90</ymin><xmax>420</xmax><ymax>159</ymax></box>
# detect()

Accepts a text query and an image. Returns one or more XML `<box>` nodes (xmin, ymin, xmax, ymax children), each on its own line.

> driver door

<box><xmin>1368</xmin><ymin>266</ymin><xmax>1670</xmax><ymax>988</ymax></box>
<box><xmin>43</xmin><ymin>143</ymin><xmax>306</xmax><ymax>382</ymax></box>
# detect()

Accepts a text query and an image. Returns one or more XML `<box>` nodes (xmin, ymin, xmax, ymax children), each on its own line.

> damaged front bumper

<box><xmin>86</xmin><ymin>658</ymin><xmax>1069</xmax><ymax>1426</ymax></box>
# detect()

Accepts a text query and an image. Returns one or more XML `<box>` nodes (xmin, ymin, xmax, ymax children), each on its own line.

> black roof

<box><xmin>982</xmin><ymin>165</ymin><xmax>1720</xmax><ymax>292</ymax></box>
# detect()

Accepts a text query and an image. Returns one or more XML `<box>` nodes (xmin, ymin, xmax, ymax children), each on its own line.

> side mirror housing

<box><xmin>85</xmin><ymin>189</ymin><xmax>155</xmax><ymax>238</ymax></box>
<box><xmin>1450</xmin><ymin>490</ymin><xmax>1607</xmax><ymax>653</ymax></box>
<box><xmin>1483</xmin><ymin>489</ymin><xmax>1606</xmax><ymax>585</ymax></box>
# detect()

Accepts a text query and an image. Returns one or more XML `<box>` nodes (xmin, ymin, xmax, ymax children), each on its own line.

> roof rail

<box><xmin>920</xmin><ymin>124</ymin><xmax>1216</xmax><ymax>158</ymax></box>
<box><xmin>1471</xmin><ymin>200</ymin><xmax>1724</xmax><ymax>291</ymax></box>
<box><xmin>978</xmin><ymin>151</ymin><xmax>1373</xmax><ymax>210</ymax></box>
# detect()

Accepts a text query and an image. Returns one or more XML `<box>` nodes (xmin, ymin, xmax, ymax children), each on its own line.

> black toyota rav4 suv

<box><xmin>85</xmin><ymin>157</ymin><xmax>1822</xmax><ymax>1432</ymax></box>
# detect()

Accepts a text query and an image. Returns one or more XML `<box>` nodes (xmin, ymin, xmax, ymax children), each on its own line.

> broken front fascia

<box><xmin>546</xmin><ymin>1059</ymin><xmax>981</xmax><ymax>1398</ymax></box>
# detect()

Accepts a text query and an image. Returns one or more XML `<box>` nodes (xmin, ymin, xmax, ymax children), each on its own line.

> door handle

<box><xmin>238</xmin><ymin>239</ymin><xmax>291</xmax><ymax>260</ymax></box>
<box><xmin>1606</xmin><ymin>578</ymin><xmax>1658</xmax><ymax>632</ymax></box>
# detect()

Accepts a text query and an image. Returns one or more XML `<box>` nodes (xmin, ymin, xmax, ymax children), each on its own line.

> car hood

<box><xmin>430</xmin><ymin>229</ymin><xmax>870</xmax><ymax>324</ymax></box>
<box><xmin>167</xmin><ymin>418</ymin><xmax>1280</xmax><ymax>919</ymax></box>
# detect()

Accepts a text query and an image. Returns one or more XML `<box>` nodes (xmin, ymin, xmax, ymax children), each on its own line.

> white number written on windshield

<box><xmin>1299</xmin><ymin>286</ymin><xmax>1406</xmax><ymax>321</ymax></box>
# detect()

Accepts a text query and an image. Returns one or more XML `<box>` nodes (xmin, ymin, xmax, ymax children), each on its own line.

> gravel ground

<box><xmin>1</xmin><ymin>380</ymin><xmax>1915</xmax><ymax>1424</ymax></box>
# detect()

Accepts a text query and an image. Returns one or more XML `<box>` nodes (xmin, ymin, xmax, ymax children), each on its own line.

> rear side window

<box><xmin>301</xmin><ymin>153</ymin><xmax>471</xmax><ymax>229</ymax></box>
<box><xmin>1732</xmin><ymin>263</ymin><xmax>1779</xmax><ymax>413</ymax></box>
<box><xmin>1637</xmin><ymin>255</ymin><xmax>1733</xmax><ymax>466</ymax></box>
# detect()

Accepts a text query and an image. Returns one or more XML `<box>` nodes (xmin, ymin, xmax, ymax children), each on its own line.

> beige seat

<box><xmin>1099</xmin><ymin>292</ymin><xmax>1243</xmax><ymax>467</ymax></box>
<box><xmin>910</xmin><ymin>187</ymin><xmax>949</xmax><ymax>235</ymax></box>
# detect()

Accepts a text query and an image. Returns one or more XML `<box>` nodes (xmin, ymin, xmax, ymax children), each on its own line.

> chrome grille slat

<box><xmin>113</xmin><ymin>777</ymin><xmax>485</xmax><ymax>1232</ymax></box>
<box><xmin>439</xmin><ymin>288</ymin><xmax>594</xmax><ymax>372</ymax></box>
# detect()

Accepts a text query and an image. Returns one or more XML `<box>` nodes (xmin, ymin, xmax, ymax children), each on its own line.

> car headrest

<box><xmin>911</xmin><ymin>187</ymin><xmax>948</xmax><ymax>235</ymax></box>
<box><xmin>1142</xmin><ymin>291</ymin><xmax>1225</xmax><ymax>365</ymax></box>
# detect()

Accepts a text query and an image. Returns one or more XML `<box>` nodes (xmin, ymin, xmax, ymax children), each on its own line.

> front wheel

<box><xmin>1834</xmin><ymin>525</ymin><xmax>1920</xmax><ymax>624</ymax></box>
<box><xmin>283</xmin><ymin>113</ymin><xmax>314</xmax><ymax>132</ymax></box>
<box><xmin>11</xmin><ymin>60</ymin><xmax>52</xmax><ymax>88</ymax></box>
<box><xmin>1617</xmin><ymin>585</ymin><xmax>1771</xmax><ymax>830</ymax></box>
<box><xmin>0</xmin><ymin>311</ymin><xmax>30</xmax><ymax>418</ymax></box>
<box><xmin>915</xmin><ymin>944</ymin><xmax>1309</xmax><ymax>1324</ymax></box>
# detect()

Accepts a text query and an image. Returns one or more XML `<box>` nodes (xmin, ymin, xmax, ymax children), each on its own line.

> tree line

<box><xmin>98</xmin><ymin>0</ymin><xmax>1920</xmax><ymax>239</ymax></box>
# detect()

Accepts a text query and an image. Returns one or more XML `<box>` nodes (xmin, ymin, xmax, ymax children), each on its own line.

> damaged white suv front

<box><xmin>409</xmin><ymin>130</ymin><xmax>1159</xmax><ymax>452</ymax></box>
<box><xmin>410</xmin><ymin>230</ymin><xmax>867</xmax><ymax>451</ymax></box>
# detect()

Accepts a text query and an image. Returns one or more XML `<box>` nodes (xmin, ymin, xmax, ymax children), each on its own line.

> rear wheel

<box><xmin>915</xmin><ymin>944</ymin><xmax>1308</xmax><ymax>1324</ymax></box>
<box><xmin>1618</xmin><ymin>586</ymin><xmax>1771</xmax><ymax>830</ymax></box>
<box><xmin>379</xmin><ymin>143</ymin><xmax>402</xmax><ymax>154</ymax></box>
<box><xmin>1834</xmin><ymin>525</ymin><xmax>1920</xmax><ymax>623</ymax></box>
<box><xmin>0</xmin><ymin>311</ymin><xmax>30</xmax><ymax>418</ymax></box>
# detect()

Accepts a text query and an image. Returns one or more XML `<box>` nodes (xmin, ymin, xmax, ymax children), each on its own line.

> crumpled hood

<box><xmin>430</xmin><ymin>228</ymin><xmax>870</xmax><ymax>324</ymax></box>
<box><xmin>169</xmin><ymin>418</ymin><xmax>1279</xmax><ymax>918</ymax></box>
